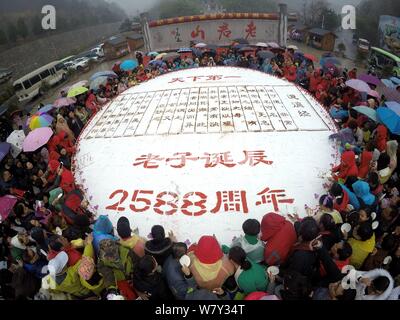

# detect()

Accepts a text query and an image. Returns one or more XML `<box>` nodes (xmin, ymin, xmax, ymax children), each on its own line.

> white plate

<box><xmin>341</xmin><ymin>223</ymin><xmax>351</xmax><ymax>233</ymax></box>
<box><xmin>372</xmin><ymin>221</ymin><xmax>379</xmax><ymax>230</ymax></box>
<box><xmin>179</xmin><ymin>255</ymin><xmax>191</xmax><ymax>267</ymax></box>
<box><xmin>267</xmin><ymin>266</ymin><xmax>279</xmax><ymax>276</ymax></box>
<box><xmin>383</xmin><ymin>256</ymin><xmax>392</xmax><ymax>265</ymax></box>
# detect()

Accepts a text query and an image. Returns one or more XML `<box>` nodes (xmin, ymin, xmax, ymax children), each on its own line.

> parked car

<box><xmin>91</xmin><ymin>46</ymin><xmax>104</xmax><ymax>58</ymax></box>
<box><xmin>64</xmin><ymin>57</ymin><xmax>90</xmax><ymax>71</ymax></box>
<box><xmin>85</xmin><ymin>52</ymin><xmax>102</xmax><ymax>63</ymax></box>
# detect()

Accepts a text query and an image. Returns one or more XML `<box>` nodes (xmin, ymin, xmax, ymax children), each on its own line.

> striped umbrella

<box><xmin>27</xmin><ymin>113</ymin><xmax>54</xmax><ymax>130</ymax></box>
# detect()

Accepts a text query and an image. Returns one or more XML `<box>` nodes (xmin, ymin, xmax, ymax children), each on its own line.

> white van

<box><xmin>13</xmin><ymin>60</ymin><xmax>68</xmax><ymax>102</ymax></box>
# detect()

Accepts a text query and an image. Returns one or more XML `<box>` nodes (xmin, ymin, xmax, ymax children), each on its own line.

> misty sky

<box><xmin>108</xmin><ymin>0</ymin><xmax>364</xmax><ymax>15</ymax></box>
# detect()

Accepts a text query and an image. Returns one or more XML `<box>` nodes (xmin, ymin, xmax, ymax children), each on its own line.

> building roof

<box><xmin>308</xmin><ymin>28</ymin><xmax>337</xmax><ymax>37</ymax></box>
<box><xmin>127</xmin><ymin>34</ymin><xmax>143</xmax><ymax>40</ymax></box>
<box><xmin>106</xmin><ymin>36</ymin><xmax>127</xmax><ymax>46</ymax></box>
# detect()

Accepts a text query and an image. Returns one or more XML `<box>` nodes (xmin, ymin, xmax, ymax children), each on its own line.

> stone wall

<box><xmin>0</xmin><ymin>22</ymin><xmax>121</xmax><ymax>80</ymax></box>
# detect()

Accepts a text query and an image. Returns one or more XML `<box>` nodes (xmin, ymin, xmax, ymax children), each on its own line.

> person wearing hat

<box><xmin>187</xmin><ymin>235</ymin><xmax>234</xmax><ymax>291</ymax></box>
<box><xmin>117</xmin><ymin>217</ymin><xmax>145</xmax><ymax>258</ymax></box>
<box><xmin>93</xmin><ymin>215</ymin><xmax>118</xmax><ymax>253</ymax></box>
<box><xmin>223</xmin><ymin>219</ymin><xmax>265</xmax><ymax>263</ymax></box>
<box><xmin>48</xmin><ymin>234</ymin><xmax>103</xmax><ymax>298</ymax></box>
<box><xmin>97</xmin><ymin>238</ymin><xmax>140</xmax><ymax>299</ymax></box>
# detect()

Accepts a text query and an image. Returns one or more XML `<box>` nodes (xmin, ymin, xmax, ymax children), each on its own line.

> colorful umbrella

<box><xmin>121</xmin><ymin>60</ymin><xmax>139</xmax><ymax>71</ymax></box>
<box><xmin>67</xmin><ymin>86</ymin><xmax>89</xmax><ymax>98</ymax></box>
<box><xmin>53</xmin><ymin>97</ymin><xmax>76</xmax><ymax>108</ymax></box>
<box><xmin>37</xmin><ymin>104</ymin><xmax>55</xmax><ymax>114</ymax></box>
<box><xmin>146</xmin><ymin>51</ymin><xmax>159</xmax><ymax>57</ymax></box>
<box><xmin>377</xmin><ymin>107</ymin><xmax>400</xmax><ymax>135</ymax></box>
<box><xmin>385</xmin><ymin>101</ymin><xmax>400</xmax><ymax>116</ymax></box>
<box><xmin>23</xmin><ymin>127</ymin><xmax>53</xmax><ymax>152</ymax></box>
<box><xmin>358</xmin><ymin>74</ymin><xmax>381</xmax><ymax>87</ymax></box>
<box><xmin>304</xmin><ymin>53</ymin><xmax>317</xmax><ymax>62</ymax></box>
<box><xmin>380</xmin><ymin>86</ymin><xmax>400</xmax><ymax>103</ymax></box>
<box><xmin>345</xmin><ymin>79</ymin><xmax>371</xmax><ymax>93</ymax></box>
<box><xmin>0</xmin><ymin>195</ymin><xmax>18</xmax><ymax>221</ymax></box>
<box><xmin>162</xmin><ymin>52</ymin><xmax>180</xmax><ymax>62</ymax></box>
<box><xmin>27</xmin><ymin>113</ymin><xmax>54</xmax><ymax>130</ymax></box>
<box><xmin>90</xmin><ymin>71</ymin><xmax>118</xmax><ymax>82</ymax></box>
<box><xmin>194</xmin><ymin>43</ymin><xmax>207</xmax><ymax>48</ymax></box>
<box><xmin>90</xmin><ymin>76</ymin><xmax>108</xmax><ymax>91</ymax></box>
<box><xmin>353</xmin><ymin>106</ymin><xmax>378</xmax><ymax>122</ymax></box>
<box><xmin>6</xmin><ymin>130</ymin><xmax>25</xmax><ymax>158</ymax></box>
<box><xmin>0</xmin><ymin>142</ymin><xmax>11</xmax><ymax>162</ymax></box>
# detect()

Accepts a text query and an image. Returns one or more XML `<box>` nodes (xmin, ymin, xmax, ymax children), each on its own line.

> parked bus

<box><xmin>13</xmin><ymin>60</ymin><xmax>68</xmax><ymax>102</ymax></box>
<box><xmin>368</xmin><ymin>47</ymin><xmax>400</xmax><ymax>77</ymax></box>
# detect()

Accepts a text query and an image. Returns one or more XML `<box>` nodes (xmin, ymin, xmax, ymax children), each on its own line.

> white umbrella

<box><xmin>267</xmin><ymin>42</ymin><xmax>280</xmax><ymax>48</ymax></box>
<box><xmin>287</xmin><ymin>45</ymin><xmax>298</xmax><ymax>50</ymax></box>
<box><xmin>6</xmin><ymin>130</ymin><xmax>25</xmax><ymax>158</ymax></box>
<box><xmin>255</xmin><ymin>42</ymin><xmax>268</xmax><ymax>48</ymax></box>
<box><xmin>195</xmin><ymin>43</ymin><xmax>207</xmax><ymax>48</ymax></box>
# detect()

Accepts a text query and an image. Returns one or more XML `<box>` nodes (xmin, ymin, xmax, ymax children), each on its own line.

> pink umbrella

<box><xmin>0</xmin><ymin>195</ymin><xmax>18</xmax><ymax>221</ymax></box>
<box><xmin>345</xmin><ymin>79</ymin><xmax>371</xmax><ymax>93</ymax></box>
<box><xmin>23</xmin><ymin>127</ymin><xmax>53</xmax><ymax>152</ymax></box>
<box><xmin>367</xmin><ymin>89</ymin><xmax>380</xmax><ymax>99</ymax></box>
<box><xmin>54</xmin><ymin>97</ymin><xmax>76</xmax><ymax>108</ymax></box>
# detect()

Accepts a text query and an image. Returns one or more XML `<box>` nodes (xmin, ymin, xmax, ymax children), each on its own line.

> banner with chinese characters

<box><xmin>74</xmin><ymin>67</ymin><xmax>339</xmax><ymax>244</ymax></box>
<box><xmin>149</xmin><ymin>16</ymin><xmax>280</xmax><ymax>51</ymax></box>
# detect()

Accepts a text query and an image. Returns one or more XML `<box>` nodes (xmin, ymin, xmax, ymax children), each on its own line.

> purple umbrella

<box><xmin>345</xmin><ymin>79</ymin><xmax>371</xmax><ymax>93</ymax></box>
<box><xmin>0</xmin><ymin>142</ymin><xmax>11</xmax><ymax>162</ymax></box>
<box><xmin>23</xmin><ymin>127</ymin><xmax>53</xmax><ymax>152</ymax></box>
<box><xmin>380</xmin><ymin>87</ymin><xmax>400</xmax><ymax>103</ymax></box>
<box><xmin>0</xmin><ymin>195</ymin><xmax>18</xmax><ymax>221</ymax></box>
<box><xmin>358</xmin><ymin>74</ymin><xmax>381</xmax><ymax>87</ymax></box>
<box><xmin>54</xmin><ymin>97</ymin><xmax>76</xmax><ymax>108</ymax></box>
<box><xmin>37</xmin><ymin>104</ymin><xmax>55</xmax><ymax>114</ymax></box>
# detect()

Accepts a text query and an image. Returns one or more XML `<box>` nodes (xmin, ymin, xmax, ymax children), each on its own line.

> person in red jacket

<box><xmin>375</xmin><ymin>124</ymin><xmax>388</xmax><ymax>152</ymax></box>
<box><xmin>348</xmin><ymin>68</ymin><xmax>357</xmax><ymax>79</ymax></box>
<box><xmin>332</xmin><ymin>145</ymin><xmax>358</xmax><ymax>182</ymax></box>
<box><xmin>329</xmin><ymin>183</ymin><xmax>350</xmax><ymax>213</ymax></box>
<box><xmin>260</xmin><ymin>212</ymin><xmax>297</xmax><ymax>266</ymax></box>
<box><xmin>57</xmin><ymin>131</ymin><xmax>75</xmax><ymax>155</ymax></box>
<box><xmin>358</xmin><ymin>142</ymin><xmax>374</xmax><ymax>179</ymax></box>
<box><xmin>47</xmin><ymin>235</ymin><xmax>82</xmax><ymax>267</ymax></box>
<box><xmin>308</xmin><ymin>71</ymin><xmax>321</xmax><ymax>94</ymax></box>
<box><xmin>46</xmin><ymin>160</ymin><xmax>75</xmax><ymax>194</ymax></box>
<box><xmin>284</xmin><ymin>61</ymin><xmax>297</xmax><ymax>82</ymax></box>
<box><xmin>85</xmin><ymin>91</ymin><xmax>100</xmax><ymax>115</ymax></box>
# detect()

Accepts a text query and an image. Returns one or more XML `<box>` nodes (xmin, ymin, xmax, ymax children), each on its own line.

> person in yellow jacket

<box><xmin>348</xmin><ymin>222</ymin><xmax>376</xmax><ymax>269</ymax></box>
<box><xmin>48</xmin><ymin>234</ymin><xmax>104</xmax><ymax>299</ymax></box>
<box><xmin>116</xmin><ymin>217</ymin><xmax>146</xmax><ymax>258</ymax></box>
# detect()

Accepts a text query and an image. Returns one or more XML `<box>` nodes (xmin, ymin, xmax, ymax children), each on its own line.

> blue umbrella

<box><xmin>191</xmin><ymin>48</ymin><xmax>202</xmax><ymax>57</ymax></box>
<box><xmin>0</xmin><ymin>105</ymin><xmax>9</xmax><ymax>116</ymax></box>
<box><xmin>37</xmin><ymin>104</ymin><xmax>55</xmax><ymax>114</ymax></box>
<box><xmin>120</xmin><ymin>60</ymin><xmax>139</xmax><ymax>71</ymax></box>
<box><xmin>390</xmin><ymin>77</ymin><xmax>400</xmax><ymax>85</ymax></box>
<box><xmin>377</xmin><ymin>107</ymin><xmax>400</xmax><ymax>135</ymax></box>
<box><xmin>148</xmin><ymin>60</ymin><xmax>165</xmax><ymax>67</ymax></box>
<box><xmin>385</xmin><ymin>101</ymin><xmax>400</xmax><ymax>116</ymax></box>
<box><xmin>0</xmin><ymin>142</ymin><xmax>11</xmax><ymax>162</ymax></box>
<box><xmin>353</xmin><ymin>106</ymin><xmax>378</xmax><ymax>122</ymax></box>
<box><xmin>382</xmin><ymin>79</ymin><xmax>396</xmax><ymax>88</ymax></box>
<box><xmin>177</xmin><ymin>48</ymin><xmax>192</xmax><ymax>53</ymax></box>
<box><xmin>90</xmin><ymin>71</ymin><xmax>118</xmax><ymax>82</ymax></box>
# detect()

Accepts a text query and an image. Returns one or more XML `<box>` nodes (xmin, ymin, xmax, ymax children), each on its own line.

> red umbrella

<box><xmin>304</xmin><ymin>53</ymin><xmax>317</xmax><ymax>62</ymax></box>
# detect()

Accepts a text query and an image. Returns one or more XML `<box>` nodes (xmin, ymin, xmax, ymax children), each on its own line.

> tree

<box><xmin>16</xmin><ymin>17</ymin><xmax>29</xmax><ymax>38</ymax></box>
<box><xmin>319</xmin><ymin>8</ymin><xmax>340</xmax><ymax>31</ymax></box>
<box><xmin>0</xmin><ymin>29</ymin><xmax>7</xmax><ymax>45</ymax></box>
<box><xmin>6</xmin><ymin>23</ymin><xmax>17</xmax><ymax>43</ymax></box>
<box><xmin>158</xmin><ymin>0</ymin><xmax>202</xmax><ymax>19</ymax></box>
<box><xmin>31</xmin><ymin>15</ymin><xmax>43</xmax><ymax>36</ymax></box>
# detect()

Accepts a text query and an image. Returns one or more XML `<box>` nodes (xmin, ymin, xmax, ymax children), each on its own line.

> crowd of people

<box><xmin>0</xmin><ymin>43</ymin><xmax>400</xmax><ymax>301</ymax></box>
